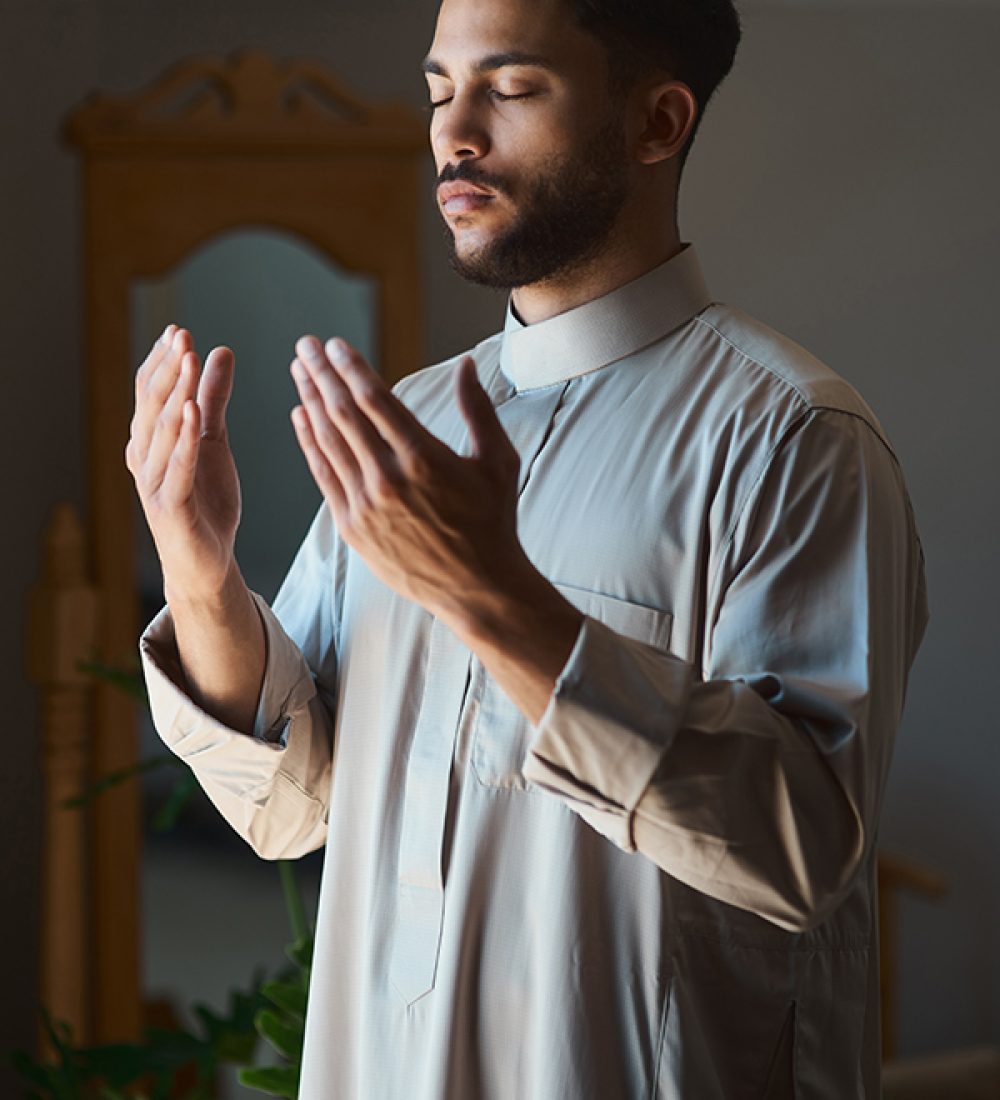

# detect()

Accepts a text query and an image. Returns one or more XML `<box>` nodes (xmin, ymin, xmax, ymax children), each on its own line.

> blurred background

<box><xmin>2</xmin><ymin>0</ymin><xmax>998</xmax><ymax>1095</ymax></box>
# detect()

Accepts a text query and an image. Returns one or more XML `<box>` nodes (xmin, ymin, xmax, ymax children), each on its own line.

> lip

<box><xmin>438</xmin><ymin>181</ymin><xmax>494</xmax><ymax>203</ymax></box>
<box><xmin>438</xmin><ymin>181</ymin><xmax>496</xmax><ymax>216</ymax></box>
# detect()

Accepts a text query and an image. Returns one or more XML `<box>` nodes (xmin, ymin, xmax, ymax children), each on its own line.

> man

<box><xmin>130</xmin><ymin>0</ymin><xmax>928</xmax><ymax>1095</ymax></box>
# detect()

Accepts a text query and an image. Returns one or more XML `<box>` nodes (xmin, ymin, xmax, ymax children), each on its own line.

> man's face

<box><xmin>424</xmin><ymin>0</ymin><xmax>631</xmax><ymax>289</ymax></box>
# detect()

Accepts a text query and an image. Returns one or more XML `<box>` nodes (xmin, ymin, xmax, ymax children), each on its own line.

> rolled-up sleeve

<box><xmin>523</xmin><ymin>410</ymin><xmax>929</xmax><ymax>932</ymax></box>
<box><xmin>139</xmin><ymin>503</ymin><xmax>343</xmax><ymax>860</ymax></box>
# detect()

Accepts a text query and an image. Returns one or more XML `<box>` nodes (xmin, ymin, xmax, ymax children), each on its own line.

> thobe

<box><xmin>141</xmin><ymin>243</ymin><xmax>929</xmax><ymax>1099</ymax></box>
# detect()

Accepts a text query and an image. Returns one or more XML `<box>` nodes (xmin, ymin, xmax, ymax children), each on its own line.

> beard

<box><xmin>439</xmin><ymin>112</ymin><xmax>629</xmax><ymax>290</ymax></box>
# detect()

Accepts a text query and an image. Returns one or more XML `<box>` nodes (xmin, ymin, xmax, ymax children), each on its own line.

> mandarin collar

<box><xmin>498</xmin><ymin>243</ymin><xmax>712</xmax><ymax>392</ymax></box>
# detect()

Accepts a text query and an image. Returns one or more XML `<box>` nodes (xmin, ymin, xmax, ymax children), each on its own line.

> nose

<box><xmin>430</xmin><ymin>94</ymin><xmax>490</xmax><ymax>166</ymax></box>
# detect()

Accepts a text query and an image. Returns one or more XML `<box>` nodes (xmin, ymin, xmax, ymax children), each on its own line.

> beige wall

<box><xmin>2</xmin><ymin>0</ymin><xmax>996</xmax><ymax>1084</ymax></box>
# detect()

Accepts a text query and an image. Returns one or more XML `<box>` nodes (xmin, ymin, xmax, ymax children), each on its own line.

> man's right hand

<box><xmin>126</xmin><ymin>324</ymin><xmax>241</xmax><ymax>604</ymax></box>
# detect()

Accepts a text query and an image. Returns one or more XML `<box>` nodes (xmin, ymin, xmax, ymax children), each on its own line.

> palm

<box><xmin>128</xmin><ymin>332</ymin><xmax>244</xmax><ymax>599</ymax></box>
<box><xmin>189</xmin><ymin>430</ymin><xmax>241</xmax><ymax>565</ymax></box>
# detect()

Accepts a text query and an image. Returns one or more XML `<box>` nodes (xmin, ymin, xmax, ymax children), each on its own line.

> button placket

<box><xmin>387</xmin><ymin>373</ymin><xmax>569</xmax><ymax>1007</ymax></box>
<box><xmin>388</xmin><ymin>617</ymin><xmax>472</xmax><ymax>1006</ymax></box>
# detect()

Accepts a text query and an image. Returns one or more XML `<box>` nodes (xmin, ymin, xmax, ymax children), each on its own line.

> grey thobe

<box><xmin>141</xmin><ymin>243</ymin><xmax>928</xmax><ymax>1098</ymax></box>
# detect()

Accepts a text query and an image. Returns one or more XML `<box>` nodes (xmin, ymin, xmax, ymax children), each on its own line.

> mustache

<box><xmin>436</xmin><ymin>162</ymin><xmax>508</xmax><ymax>197</ymax></box>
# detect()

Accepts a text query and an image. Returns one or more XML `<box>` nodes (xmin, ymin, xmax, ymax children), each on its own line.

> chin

<box><xmin>450</xmin><ymin>232</ymin><xmax>498</xmax><ymax>270</ymax></box>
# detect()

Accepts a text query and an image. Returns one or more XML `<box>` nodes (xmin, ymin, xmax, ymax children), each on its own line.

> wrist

<box><xmin>164</xmin><ymin>558</ymin><xmax>246</xmax><ymax>618</ymax></box>
<box><xmin>446</xmin><ymin>560</ymin><xmax>584</xmax><ymax>674</ymax></box>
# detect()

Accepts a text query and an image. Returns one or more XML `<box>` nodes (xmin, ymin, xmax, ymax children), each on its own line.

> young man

<box><xmin>131</xmin><ymin>0</ymin><xmax>928</xmax><ymax>1095</ymax></box>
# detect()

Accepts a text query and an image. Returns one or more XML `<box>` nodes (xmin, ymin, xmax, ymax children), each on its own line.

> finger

<box><xmin>323</xmin><ymin>338</ymin><xmax>433</xmax><ymax>467</ymax></box>
<box><xmin>291</xmin><ymin>404</ymin><xmax>347</xmax><ymax>516</ymax></box>
<box><xmin>134</xmin><ymin>323</ymin><xmax>179</xmax><ymax>401</ymax></box>
<box><xmin>290</xmin><ymin>356</ymin><xmax>365</xmax><ymax>498</ymax></box>
<box><xmin>131</xmin><ymin>329</ymin><xmax>192</xmax><ymax>456</ymax></box>
<box><xmin>455</xmin><ymin>356</ymin><xmax>517</xmax><ymax>466</ymax></box>
<box><xmin>197</xmin><ymin>346</ymin><xmax>235</xmax><ymax>441</ymax></box>
<box><xmin>143</xmin><ymin>350</ymin><xmax>201</xmax><ymax>494</ymax></box>
<box><xmin>295</xmin><ymin>337</ymin><xmax>394</xmax><ymax>479</ymax></box>
<box><xmin>159</xmin><ymin>399</ymin><xmax>201</xmax><ymax>508</ymax></box>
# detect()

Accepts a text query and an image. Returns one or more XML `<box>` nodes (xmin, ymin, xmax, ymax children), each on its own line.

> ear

<box><xmin>634</xmin><ymin>79</ymin><xmax>699</xmax><ymax>166</ymax></box>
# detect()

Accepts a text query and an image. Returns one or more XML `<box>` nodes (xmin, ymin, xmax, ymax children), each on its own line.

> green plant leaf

<box><xmin>238</xmin><ymin>1063</ymin><xmax>299</xmax><ymax>1098</ymax></box>
<box><xmin>151</xmin><ymin>768</ymin><xmax>201</xmax><ymax>832</ymax></box>
<box><xmin>284</xmin><ymin>934</ymin><xmax>314</xmax><ymax>974</ymax></box>
<box><xmin>191</xmin><ymin>975</ymin><xmax>267</xmax><ymax>1064</ymax></box>
<box><xmin>9</xmin><ymin>1048</ymin><xmax>60</xmax><ymax>1092</ymax></box>
<box><xmin>15</xmin><ymin>673</ymin><xmax>317</xmax><ymax>1100</ymax></box>
<box><xmin>255</xmin><ymin>1009</ymin><xmax>303</xmax><ymax>1062</ymax></box>
<box><xmin>261</xmin><ymin>979</ymin><xmax>308</xmax><ymax>1020</ymax></box>
<box><xmin>62</xmin><ymin>754</ymin><xmax>183</xmax><ymax>810</ymax></box>
<box><xmin>77</xmin><ymin>657</ymin><xmax>149</xmax><ymax>702</ymax></box>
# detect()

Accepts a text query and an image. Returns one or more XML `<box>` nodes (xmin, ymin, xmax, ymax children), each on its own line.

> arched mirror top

<box><xmin>105</xmin><ymin>217</ymin><xmax>393</xmax><ymax>289</ymax></box>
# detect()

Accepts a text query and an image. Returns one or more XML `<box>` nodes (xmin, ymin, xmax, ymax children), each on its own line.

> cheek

<box><xmin>429</xmin><ymin>122</ymin><xmax>447</xmax><ymax>168</ymax></box>
<box><xmin>509</xmin><ymin>99</ymin><xmax>598</xmax><ymax>161</ymax></box>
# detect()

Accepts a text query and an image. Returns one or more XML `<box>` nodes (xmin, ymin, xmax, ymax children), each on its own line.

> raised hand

<box><xmin>288</xmin><ymin>335</ymin><xmax>527</xmax><ymax>627</ymax></box>
<box><xmin>126</xmin><ymin>325</ymin><xmax>241</xmax><ymax>604</ymax></box>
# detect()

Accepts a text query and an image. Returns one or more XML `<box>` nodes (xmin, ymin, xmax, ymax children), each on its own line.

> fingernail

<box><xmin>327</xmin><ymin>338</ymin><xmax>350</xmax><ymax>366</ymax></box>
<box><xmin>296</xmin><ymin>336</ymin><xmax>323</xmax><ymax>363</ymax></box>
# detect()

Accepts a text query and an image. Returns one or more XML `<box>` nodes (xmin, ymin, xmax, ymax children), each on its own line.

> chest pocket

<box><xmin>469</xmin><ymin>581</ymin><xmax>674</xmax><ymax>791</ymax></box>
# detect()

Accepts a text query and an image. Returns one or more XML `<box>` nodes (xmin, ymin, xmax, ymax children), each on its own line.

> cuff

<box><xmin>139</xmin><ymin>592</ymin><xmax>317</xmax><ymax>757</ymax></box>
<box><xmin>248</xmin><ymin>592</ymin><xmax>317</xmax><ymax>745</ymax></box>
<box><xmin>522</xmin><ymin>615</ymin><xmax>693</xmax><ymax>851</ymax></box>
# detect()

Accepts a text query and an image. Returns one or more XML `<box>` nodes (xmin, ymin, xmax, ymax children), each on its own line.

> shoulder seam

<box><xmin>707</xmin><ymin>406</ymin><xmax>904</xmax><ymax>615</ymax></box>
<box><xmin>713</xmin><ymin>408</ymin><xmax>814</xmax><ymax>587</ymax></box>
<box><xmin>694</xmin><ymin>312</ymin><xmax>892</xmax><ymax>453</ymax></box>
<box><xmin>694</xmin><ymin>313</ymin><xmax>811</xmax><ymax>410</ymax></box>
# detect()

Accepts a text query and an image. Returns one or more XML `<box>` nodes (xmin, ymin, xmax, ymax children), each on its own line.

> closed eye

<box><xmin>424</xmin><ymin>91</ymin><xmax>535</xmax><ymax>113</ymax></box>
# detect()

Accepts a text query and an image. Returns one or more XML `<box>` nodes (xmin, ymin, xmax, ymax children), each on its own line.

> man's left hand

<box><xmin>289</xmin><ymin>335</ymin><xmax>527</xmax><ymax>628</ymax></box>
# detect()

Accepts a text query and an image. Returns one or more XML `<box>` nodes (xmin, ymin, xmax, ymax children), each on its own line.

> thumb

<box><xmin>455</xmin><ymin>356</ymin><xmax>514</xmax><ymax>464</ymax></box>
<box><xmin>197</xmin><ymin>346</ymin><xmax>235</xmax><ymax>440</ymax></box>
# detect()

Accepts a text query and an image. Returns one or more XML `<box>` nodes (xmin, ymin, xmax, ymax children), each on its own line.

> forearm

<box><xmin>166</xmin><ymin>561</ymin><xmax>266</xmax><ymax>737</ymax></box>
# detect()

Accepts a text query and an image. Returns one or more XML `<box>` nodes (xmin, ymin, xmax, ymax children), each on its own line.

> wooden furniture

<box><xmin>878</xmin><ymin>850</ymin><xmax>949</xmax><ymax>1060</ymax></box>
<box><xmin>883</xmin><ymin>1045</ymin><xmax>1000</xmax><ymax>1099</ymax></box>
<box><xmin>43</xmin><ymin>50</ymin><xmax>426</xmax><ymax>1045</ymax></box>
<box><xmin>29</xmin><ymin>505</ymin><xmax>98</xmax><ymax>1048</ymax></box>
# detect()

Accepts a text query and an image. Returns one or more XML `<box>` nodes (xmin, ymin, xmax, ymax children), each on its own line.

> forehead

<box><xmin>426</xmin><ymin>0</ymin><xmax>603</xmax><ymax>76</ymax></box>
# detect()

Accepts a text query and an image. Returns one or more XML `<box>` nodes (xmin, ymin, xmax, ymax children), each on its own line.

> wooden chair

<box><xmin>877</xmin><ymin>849</ymin><xmax>949</xmax><ymax>1060</ymax></box>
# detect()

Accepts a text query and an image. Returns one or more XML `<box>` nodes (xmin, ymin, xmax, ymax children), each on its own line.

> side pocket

<box><xmin>650</xmin><ymin>971</ymin><xmax>674</xmax><ymax>1100</ymax></box>
<box><xmin>653</xmin><ymin>933</ymin><xmax>800</xmax><ymax>1100</ymax></box>
<box><xmin>759</xmin><ymin>1002</ymin><xmax>796</xmax><ymax>1100</ymax></box>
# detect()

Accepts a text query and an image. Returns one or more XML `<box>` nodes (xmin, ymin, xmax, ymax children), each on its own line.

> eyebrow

<box><xmin>421</xmin><ymin>51</ymin><xmax>558</xmax><ymax>78</ymax></box>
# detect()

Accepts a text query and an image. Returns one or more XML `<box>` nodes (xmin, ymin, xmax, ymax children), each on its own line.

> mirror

<box><xmin>131</xmin><ymin>227</ymin><xmax>378</xmax><ymax>606</ymax></box>
<box><xmin>130</xmin><ymin>230</ymin><xmax>377</xmax><ymax>1044</ymax></box>
<box><xmin>57</xmin><ymin>50</ymin><xmax>426</xmax><ymax>1042</ymax></box>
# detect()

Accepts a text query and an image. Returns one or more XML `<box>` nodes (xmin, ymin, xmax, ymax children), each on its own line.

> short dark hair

<box><xmin>569</xmin><ymin>0</ymin><xmax>742</xmax><ymax>175</ymax></box>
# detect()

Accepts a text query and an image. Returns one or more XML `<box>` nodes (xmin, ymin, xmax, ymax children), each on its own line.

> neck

<box><xmin>510</xmin><ymin>218</ymin><xmax>683</xmax><ymax>325</ymax></box>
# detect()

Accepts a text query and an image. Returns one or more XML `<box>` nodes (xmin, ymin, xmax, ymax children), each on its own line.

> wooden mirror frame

<box><xmin>62</xmin><ymin>51</ymin><xmax>426</xmax><ymax>1042</ymax></box>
